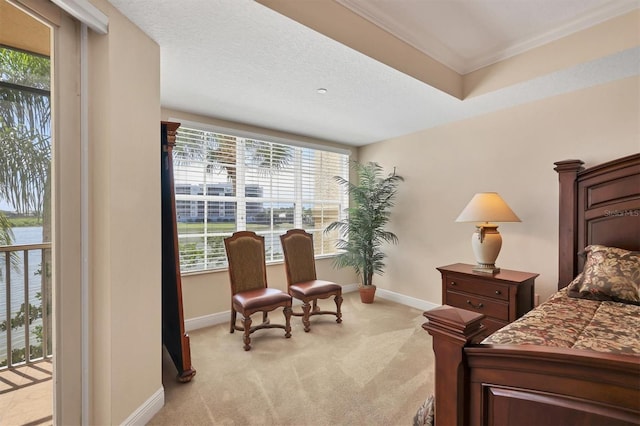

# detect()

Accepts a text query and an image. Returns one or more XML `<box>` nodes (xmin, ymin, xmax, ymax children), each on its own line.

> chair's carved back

<box><xmin>281</xmin><ymin>229</ymin><xmax>317</xmax><ymax>285</ymax></box>
<box><xmin>224</xmin><ymin>231</ymin><xmax>268</xmax><ymax>294</ymax></box>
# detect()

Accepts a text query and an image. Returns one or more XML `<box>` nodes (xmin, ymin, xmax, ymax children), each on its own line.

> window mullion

<box><xmin>236</xmin><ymin>138</ymin><xmax>246</xmax><ymax>230</ymax></box>
<box><xmin>202</xmin><ymin>150</ymin><xmax>209</xmax><ymax>269</ymax></box>
<box><xmin>294</xmin><ymin>148</ymin><xmax>303</xmax><ymax>228</ymax></box>
<box><xmin>339</xmin><ymin>158</ymin><xmax>349</xmax><ymax>223</ymax></box>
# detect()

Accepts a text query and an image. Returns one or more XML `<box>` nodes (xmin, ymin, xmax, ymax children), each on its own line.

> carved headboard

<box><xmin>555</xmin><ymin>153</ymin><xmax>640</xmax><ymax>289</ymax></box>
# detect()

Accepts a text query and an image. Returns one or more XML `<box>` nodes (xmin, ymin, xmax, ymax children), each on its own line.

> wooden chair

<box><xmin>280</xmin><ymin>229</ymin><xmax>343</xmax><ymax>332</ymax></box>
<box><xmin>224</xmin><ymin>231</ymin><xmax>292</xmax><ymax>350</ymax></box>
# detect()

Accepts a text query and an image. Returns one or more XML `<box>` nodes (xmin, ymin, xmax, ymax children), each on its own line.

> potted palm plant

<box><xmin>325</xmin><ymin>161</ymin><xmax>404</xmax><ymax>303</ymax></box>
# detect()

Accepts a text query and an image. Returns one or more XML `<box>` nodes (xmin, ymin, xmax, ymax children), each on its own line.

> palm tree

<box><xmin>0</xmin><ymin>214</ymin><xmax>16</xmax><ymax>268</ymax></box>
<box><xmin>325</xmin><ymin>161</ymin><xmax>404</xmax><ymax>287</ymax></box>
<box><xmin>174</xmin><ymin>130</ymin><xmax>293</xmax><ymax>195</ymax></box>
<box><xmin>0</xmin><ymin>47</ymin><xmax>51</xmax><ymax>279</ymax></box>
<box><xmin>0</xmin><ymin>47</ymin><xmax>51</xmax><ymax>215</ymax></box>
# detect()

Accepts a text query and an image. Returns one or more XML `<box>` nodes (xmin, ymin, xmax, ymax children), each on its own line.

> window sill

<box><xmin>179</xmin><ymin>254</ymin><xmax>338</xmax><ymax>278</ymax></box>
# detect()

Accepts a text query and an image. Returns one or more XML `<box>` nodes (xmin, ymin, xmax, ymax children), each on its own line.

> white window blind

<box><xmin>173</xmin><ymin>125</ymin><xmax>349</xmax><ymax>273</ymax></box>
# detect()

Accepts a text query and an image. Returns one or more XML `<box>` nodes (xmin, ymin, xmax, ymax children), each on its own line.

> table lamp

<box><xmin>456</xmin><ymin>192</ymin><xmax>521</xmax><ymax>274</ymax></box>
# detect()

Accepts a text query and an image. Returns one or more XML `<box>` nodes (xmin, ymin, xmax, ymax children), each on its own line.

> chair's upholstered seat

<box><xmin>280</xmin><ymin>229</ymin><xmax>343</xmax><ymax>332</ymax></box>
<box><xmin>225</xmin><ymin>231</ymin><xmax>292</xmax><ymax>350</ymax></box>
<box><xmin>233</xmin><ymin>287</ymin><xmax>292</xmax><ymax>310</ymax></box>
<box><xmin>289</xmin><ymin>280</ymin><xmax>342</xmax><ymax>299</ymax></box>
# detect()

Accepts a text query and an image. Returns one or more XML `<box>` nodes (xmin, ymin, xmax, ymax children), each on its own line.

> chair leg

<box><xmin>242</xmin><ymin>315</ymin><xmax>252</xmax><ymax>351</ymax></box>
<box><xmin>284</xmin><ymin>306</ymin><xmax>292</xmax><ymax>338</ymax></box>
<box><xmin>301</xmin><ymin>301</ymin><xmax>311</xmax><ymax>332</ymax></box>
<box><xmin>335</xmin><ymin>294</ymin><xmax>343</xmax><ymax>324</ymax></box>
<box><xmin>230</xmin><ymin>307</ymin><xmax>237</xmax><ymax>333</ymax></box>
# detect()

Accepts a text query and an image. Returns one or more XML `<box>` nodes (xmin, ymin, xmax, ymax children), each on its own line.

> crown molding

<box><xmin>465</xmin><ymin>0</ymin><xmax>640</xmax><ymax>73</ymax></box>
<box><xmin>337</xmin><ymin>0</ymin><xmax>640</xmax><ymax>75</ymax></box>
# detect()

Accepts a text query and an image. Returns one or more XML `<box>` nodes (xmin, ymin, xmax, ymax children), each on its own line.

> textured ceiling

<box><xmin>109</xmin><ymin>0</ymin><xmax>640</xmax><ymax>146</ymax></box>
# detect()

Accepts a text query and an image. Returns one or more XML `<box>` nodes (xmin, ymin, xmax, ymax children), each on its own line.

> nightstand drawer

<box><xmin>439</xmin><ymin>264</ymin><xmax>538</xmax><ymax>330</ymax></box>
<box><xmin>446</xmin><ymin>290</ymin><xmax>509</xmax><ymax>321</ymax></box>
<box><xmin>444</xmin><ymin>274</ymin><xmax>509</xmax><ymax>301</ymax></box>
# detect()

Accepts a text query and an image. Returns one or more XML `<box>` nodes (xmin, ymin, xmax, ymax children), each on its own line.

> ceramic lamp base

<box><xmin>471</xmin><ymin>224</ymin><xmax>502</xmax><ymax>274</ymax></box>
<box><xmin>472</xmin><ymin>264</ymin><xmax>501</xmax><ymax>274</ymax></box>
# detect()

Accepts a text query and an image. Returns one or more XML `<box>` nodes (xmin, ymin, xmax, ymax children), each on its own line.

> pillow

<box><xmin>567</xmin><ymin>245</ymin><xmax>640</xmax><ymax>305</ymax></box>
<box><xmin>413</xmin><ymin>395</ymin><xmax>434</xmax><ymax>426</ymax></box>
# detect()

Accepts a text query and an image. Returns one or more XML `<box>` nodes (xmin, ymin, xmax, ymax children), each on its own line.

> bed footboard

<box><xmin>424</xmin><ymin>306</ymin><xmax>640</xmax><ymax>426</ymax></box>
<box><xmin>422</xmin><ymin>305</ymin><xmax>485</xmax><ymax>426</ymax></box>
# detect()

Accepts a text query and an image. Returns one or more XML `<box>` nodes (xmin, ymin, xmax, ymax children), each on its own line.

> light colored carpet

<box><xmin>150</xmin><ymin>291</ymin><xmax>435</xmax><ymax>426</ymax></box>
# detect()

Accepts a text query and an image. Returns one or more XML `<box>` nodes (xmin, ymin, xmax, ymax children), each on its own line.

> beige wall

<box><xmin>161</xmin><ymin>108</ymin><xmax>358</xmax><ymax>320</ymax></box>
<box><xmin>34</xmin><ymin>1</ymin><xmax>637</xmax><ymax>423</ymax></box>
<box><xmin>88</xmin><ymin>1</ymin><xmax>161</xmax><ymax>424</ymax></box>
<box><xmin>358</xmin><ymin>75</ymin><xmax>640</xmax><ymax>304</ymax></box>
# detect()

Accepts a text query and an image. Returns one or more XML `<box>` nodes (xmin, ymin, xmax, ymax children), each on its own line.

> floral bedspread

<box><xmin>481</xmin><ymin>288</ymin><xmax>640</xmax><ymax>354</ymax></box>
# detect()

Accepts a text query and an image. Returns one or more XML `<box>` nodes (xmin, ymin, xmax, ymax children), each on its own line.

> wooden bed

<box><xmin>423</xmin><ymin>153</ymin><xmax>640</xmax><ymax>426</ymax></box>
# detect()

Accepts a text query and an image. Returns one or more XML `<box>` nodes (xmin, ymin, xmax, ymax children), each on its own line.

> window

<box><xmin>173</xmin><ymin>124</ymin><xmax>349</xmax><ymax>273</ymax></box>
<box><xmin>0</xmin><ymin>45</ymin><xmax>53</xmax><ymax>367</ymax></box>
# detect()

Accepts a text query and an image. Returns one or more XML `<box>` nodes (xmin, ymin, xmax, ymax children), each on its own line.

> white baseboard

<box><xmin>340</xmin><ymin>282</ymin><xmax>439</xmax><ymax>311</ymax></box>
<box><xmin>341</xmin><ymin>283</ymin><xmax>359</xmax><ymax>293</ymax></box>
<box><xmin>121</xmin><ymin>386</ymin><xmax>164</xmax><ymax>426</ymax></box>
<box><xmin>375</xmin><ymin>288</ymin><xmax>439</xmax><ymax>311</ymax></box>
<box><xmin>184</xmin><ymin>283</ymin><xmax>437</xmax><ymax>332</ymax></box>
<box><xmin>185</xmin><ymin>311</ymin><xmax>229</xmax><ymax>331</ymax></box>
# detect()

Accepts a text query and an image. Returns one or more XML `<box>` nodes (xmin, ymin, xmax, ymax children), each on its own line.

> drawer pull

<box><xmin>495</xmin><ymin>290</ymin><xmax>501</xmax><ymax>295</ymax></box>
<box><xmin>466</xmin><ymin>300</ymin><xmax>484</xmax><ymax>309</ymax></box>
<box><xmin>450</xmin><ymin>281</ymin><xmax>457</xmax><ymax>286</ymax></box>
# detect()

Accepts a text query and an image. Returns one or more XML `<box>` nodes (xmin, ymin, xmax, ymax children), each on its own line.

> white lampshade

<box><xmin>456</xmin><ymin>192</ymin><xmax>520</xmax><ymax>223</ymax></box>
<box><xmin>456</xmin><ymin>192</ymin><xmax>520</xmax><ymax>274</ymax></box>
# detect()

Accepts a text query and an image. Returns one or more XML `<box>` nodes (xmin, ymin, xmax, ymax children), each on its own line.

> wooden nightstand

<box><xmin>437</xmin><ymin>263</ymin><xmax>538</xmax><ymax>337</ymax></box>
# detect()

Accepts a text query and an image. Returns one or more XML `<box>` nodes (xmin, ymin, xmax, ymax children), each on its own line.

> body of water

<box><xmin>0</xmin><ymin>226</ymin><xmax>46</xmax><ymax>360</ymax></box>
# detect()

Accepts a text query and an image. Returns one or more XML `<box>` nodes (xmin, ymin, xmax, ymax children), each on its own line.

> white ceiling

<box><xmin>109</xmin><ymin>0</ymin><xmax>640</xmax><ymax>146</ymax></box>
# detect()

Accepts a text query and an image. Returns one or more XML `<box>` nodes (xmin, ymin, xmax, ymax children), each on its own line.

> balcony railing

<box><xmin>0</xmin><ymin>242</ymin><xmax>52</xmax><ymax>369</ymax></box>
